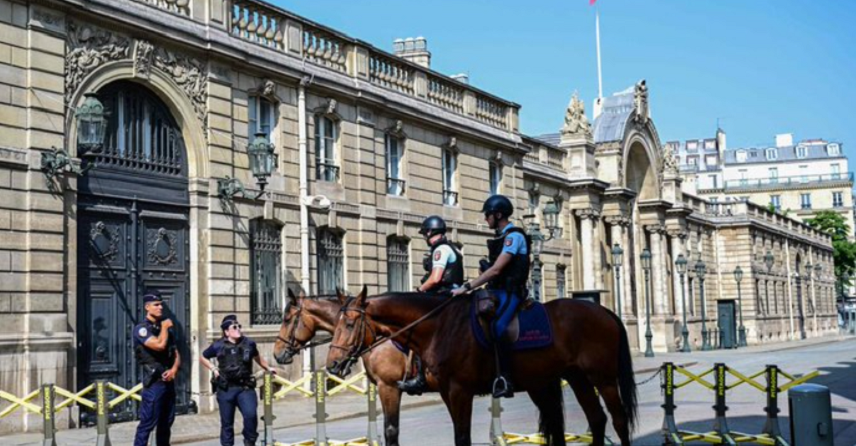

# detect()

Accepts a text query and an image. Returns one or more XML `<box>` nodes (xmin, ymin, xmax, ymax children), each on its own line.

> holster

<box><xmin>142</xmin><ymin>364</ymin><xmax>163</xmax><ymax>387</ymax></box>
<box><xmin>211</xmin><ymin>375</ymin><xmax>229</xmax><ymax>393</ymax></box>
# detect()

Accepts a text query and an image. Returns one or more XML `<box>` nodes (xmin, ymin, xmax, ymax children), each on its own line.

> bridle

<box><xmin>277</xmin><ymin>298</ymin><xmax>342</xmax><ymax>357</ymax></box>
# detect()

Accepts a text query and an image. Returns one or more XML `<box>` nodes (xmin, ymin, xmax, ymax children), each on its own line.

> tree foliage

<box><xmin>805</xmin><ymin>210</ymin><xmax>856</xmax><ymax>295</ymax></box>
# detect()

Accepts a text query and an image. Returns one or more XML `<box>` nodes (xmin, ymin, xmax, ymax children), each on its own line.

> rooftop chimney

<box><xmin>450</xmin><ymin>73</ymin><xmax>469</xmax><ymax>84</ymax></box>
<box><xmin>393</xmin><ymin>37</ymin><xmax>431</xmax><ymax>69</ymax></box>
<box><xmin>775</xmin><ymin>133</ymin><xmax>793</xmax><ymax>148</ymax></box>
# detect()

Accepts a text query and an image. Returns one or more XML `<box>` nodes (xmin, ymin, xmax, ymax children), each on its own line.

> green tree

<box><xmin>805</xmin><ymin>210</ymin><xmax>856</xmax><ymax>295</ymax></box>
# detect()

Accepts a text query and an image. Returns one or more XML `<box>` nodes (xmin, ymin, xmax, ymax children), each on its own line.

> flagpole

<box><xmin>596</xmin><ymin>7</ymin><xmax>603</xmax><ymax>99</ymax></box>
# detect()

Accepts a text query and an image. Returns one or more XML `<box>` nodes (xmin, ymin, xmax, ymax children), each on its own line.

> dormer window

<box><xmin>687</xmin><ymin>141</ymin><xmax>698</xmax><ymax>151</ymax></box>
<box><xmin>735</xmin><ymin>150</ymin><xmax>747</xmax><ymax>163</ymax></box>
<box><xmin>765</xmin><ymin>148</ymin><xmax>778</xmax><ymax>160</ymax></box>
<box><xmin>827</xmin><ymin>143</ymin><xmax>841</xmax><ymax>156</ymax></box>
<box><xmin>796</xmin><ymin>145</ymin><xmax>809</xmax><ymax>158</ymax></box>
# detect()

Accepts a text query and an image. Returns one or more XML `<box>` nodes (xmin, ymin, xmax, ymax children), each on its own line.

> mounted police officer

<box><xmin>133</xmin><ymin>291</ymin><xmax>180</xmax><ymax>446</ymax></box>
<box><xmin>200</xmin><ymin>315</ymin><xmax>277</xmax><ymax>446</ymax></box>
<box><xmin>398</xmin><ymin>215</ymin><xmax>465</xmax><ymax>395</ymax></box>
<box><xmin>452</xmin><ymin>195</ymin><xmax>530</xmax><ymax>398</ymax></box>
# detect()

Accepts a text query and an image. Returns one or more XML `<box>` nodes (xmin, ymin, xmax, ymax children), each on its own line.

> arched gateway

<box><xmin>76</xmin><ymin>80</ymin><xmax>193</xmax><ymax>421</ymax></box>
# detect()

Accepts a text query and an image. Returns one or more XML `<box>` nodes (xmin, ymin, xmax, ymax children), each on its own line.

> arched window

<box><xmin>317</xmin><ymin>228</ymin><xmax>344</xmax><ymax>294</ymax></box>
<box><xmin>250</xmin><ymin>219</ymin><xmax>282</xmax><ymax>325</ymax></box>
<box><xmin>315</xmin><ymin>115</ymin><xmax>339</xmax><ymax>182</ymax></box>
<box><xmin>387</xmin><ymin>237</ymin><xmax>410</xmax><ymax>292</ymax></box>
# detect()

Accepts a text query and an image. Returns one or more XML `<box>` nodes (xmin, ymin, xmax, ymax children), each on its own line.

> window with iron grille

<box><xmin>315</xmin><ymin>115</ymin><xmax>339</xmax><ymax>182</ymax></box>
<box><xmin>317</xmin><ymin>228</ymin><xmax>344</xmax><ymax>295</ymax></box>
<box><xmin>250</xmin><ymin>220</ymin><xmax>282</xmax><ymax>325</ymax></box>
<box><xmin>387</xmin><ymin>237</ymin><xmax>410</xmax><ymax>292</ymax></box>
<box><xmin>557</xmin><ymin>265</ymin><xmax>566</xmax><ymax>299</ymax></box>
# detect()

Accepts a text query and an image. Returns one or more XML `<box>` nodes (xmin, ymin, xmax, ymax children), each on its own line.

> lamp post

<box><xmin>695</xmin><ymin>258</ymin><xmax>711</xmax><ymax>351</ymax></box>
<box><xmin>815</xmin><ymin>263</ymin><xmax>822</xmax><ymax>333</ymax></box>
<box><xmin>734</xmin><ymin>265</ymin><xmax>747</xmax><ymax>347</ymax></box>
<box><xmin>641</xmin><ymin>248</ymin><xmax>654</xmax><ymax>357</ymax></box>
<box><xmin>523</xmin><ymin>201</ymin><xmax>561</xmax><ymax>302</ymax></box>
<box><xmin>612</xmin><ymin>243</ymin><xmax>624</xmax><ymax>320</ymax></box>
<box><xmin>42</xmin><ymin>93</ymin><xmax>106</xmax><ymax>185</ymax></box>
<box><xmin>219</xmin><ymin>132</ymin><xmax>278</xmax><ymax>201</ymax></box>
<box><xmin>676</xmin><ymin>254</ymin><xmax>690</xmax><ymax>352</ymax></box>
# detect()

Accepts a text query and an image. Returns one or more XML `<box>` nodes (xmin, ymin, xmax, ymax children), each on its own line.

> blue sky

<box><xmin>280</xmin><ymin>0</ymin><xmax>856</xmax><ymax>154</ymax></box>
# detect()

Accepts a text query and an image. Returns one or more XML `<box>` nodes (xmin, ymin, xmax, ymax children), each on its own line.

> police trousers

<box><xmin>134</xmin><ymin>380</ymin><xmax>176</xmax><ymax>446</ymax></box>
<box><xmin>490</xmin><ymin>289</ymin><xmax>521</xmax><ymax>340</ymax></box>
<box><xmin>217</xmin><ymin>386</ymin><xmax>259</xmax><ymax>446</ymax></box>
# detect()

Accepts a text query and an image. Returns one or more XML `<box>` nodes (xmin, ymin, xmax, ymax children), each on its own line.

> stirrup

<box><xmin>492</xmin><ymin>376</ymin><xmax>514</xmax><ymax>399</ymax></box>
<box><xmin>397</xmin><ymin>378</ymin><xmax>426</xmax><ymax>396</ymax></box>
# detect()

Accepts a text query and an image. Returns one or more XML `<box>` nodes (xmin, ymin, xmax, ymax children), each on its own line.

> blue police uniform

<box><xmin>204</xmin><ymin>335</ymin><xmax>260</xmax><ymax>446</ymax></box>
<box><xmin>133</xmin><ymin>317</ymin><xmax>177</xmax><ymax>446</ymax></box>
<box><xmin>487</xmin><ymin>223</ymin><xmax>530</xmax><ymax>339</ymax></box>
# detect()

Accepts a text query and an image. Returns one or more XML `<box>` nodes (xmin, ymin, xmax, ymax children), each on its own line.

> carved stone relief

<box><xmin>65</xmin><ymin>21</ymin><xmax>131</xmax><ymax>103</ymax></box>
<box><xmin>560</xmin><ymin>91</ymin><xmax>591</xmax><ymax>137</ymax></box>
<box><xmin>133</xmin><ymin>40</ymin><xmax>155</xmax><ymax>79</ymax></box>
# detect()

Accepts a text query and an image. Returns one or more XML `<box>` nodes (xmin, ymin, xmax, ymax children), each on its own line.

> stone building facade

<box><xmin>0</xmin><ymin>0</ymin><xmax>839</xmax><ymax>430</ymax></box>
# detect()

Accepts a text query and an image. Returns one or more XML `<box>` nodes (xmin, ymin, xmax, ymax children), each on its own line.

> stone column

<box><xmin>647</xmin><ymin>225</ymin><xmax>666</xmax><ymax>316</ymax></box>
<box><xmin>576</xmin><ymin>209</ymin><xmax>600</xmax><ymax>290</ymax></box>
<box><xmin>669</xmin><ymin>230</ymin><xmax>688</xmax><ymax>317</ymax></box>
<box><xmin>622</xmin><ymin>220</ymin><xmax>635</xmax><ymax>317</ymax></box>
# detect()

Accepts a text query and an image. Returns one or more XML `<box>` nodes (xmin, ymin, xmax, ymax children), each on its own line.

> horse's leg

<box><xmin>565</xmin><ymin>372</ymin><xmax>607</xmax><ymax>446</ymax></box>
<box><xmin>598</xmin><ymin>383</ymin><xmax>631</xmax><ymax>446</ymax></box>
<box><xmin>376</xmin><ymin>381</ymin><xmax>402</xmax><ymax>446</ymax></box>
<box><xmin>443</xmin><ymin>384</ymin><xmax>474</xmax><ymax>446</ymax></box>
<box><xmin>527</xmin><ymin>380</ymin><xmax>567</xmax><ymax>446</ymax></box>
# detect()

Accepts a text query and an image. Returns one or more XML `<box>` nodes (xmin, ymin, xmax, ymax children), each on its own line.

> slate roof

<box><xmin>723</xmin><ymin>141</ymin><xmax>844</xmax><ymax>165</ymax></box>
<box><xmin>532</xmin><ymin>86</ymin><xmax>636</xmax><ymax>146</ymax></box>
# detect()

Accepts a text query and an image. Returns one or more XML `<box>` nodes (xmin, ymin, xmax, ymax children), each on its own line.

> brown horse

<box><xmin>271</xmin><ymin>291</ymin><xmax>437</xmax><ymax>446</ymax></box>
<box><xmin>325</xmin><ymin>287</ymin><xmax>637</xmax><ymax>446</ymax></box>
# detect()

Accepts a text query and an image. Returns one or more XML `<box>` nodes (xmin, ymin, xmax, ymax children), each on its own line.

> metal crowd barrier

<box><xmin>489</xmin><ymin>381</ymin><xmax>614</xmax><ymax>446</ymax></box>
<box><xmin>0</xmin><ymin>380</ymin><xmax>143</xmax><ymax>446</ymax></box>
<box><xmin>661</xmin><ymin>362</ymin><xmax>818</xmax><ymax>445</ymax></box>
<box><xmin>261</xmin><ymin>369</ymin><xmax>381</xmax><ymax>446</ymax></box>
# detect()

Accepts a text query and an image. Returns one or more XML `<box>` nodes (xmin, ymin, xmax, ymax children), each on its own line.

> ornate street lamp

<box><xmin>41</xmin><ymin>93</ymin><xmax>105</xmax><ymax>186</ymax></box>
<box><xmin>676</xmin><ymin>254</ymin><xmax>690</xmax><ymax>352</ymax></box>
<box><xmin>612</xmin><ymin>243</ymin><xmax>624</xmax><ymax>320</ymax></box>
<box><xmin>734</xmin><ymin>265</ymin><xmax>747</xmax><ymax>347</ymax></box>
<box><xmin>695</xmin><ymin>258</ymin><xmax>711</xmax><ymax>351</ymax></box>
<box><xmin>641</xmin><ymin>248</ymin><xmax>654</xmax><ymax>357</ymax></box>
<box><xmin>542</xmin><ymin>200</ymin><xmax>563</xmax><ymax>240</ymax></box>
<box><xmin>219</xmin><ymin>132</ymin><xmax>278</xmax><ymax>201</ymax></box>
<box><xmin>526</xmin><ymin>221</ymin><xmax>545</xmax><ymax>302</ymax></box>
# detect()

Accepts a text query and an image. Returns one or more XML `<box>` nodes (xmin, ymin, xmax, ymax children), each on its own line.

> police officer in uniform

<box><xmin>133</xmin><ymin>291</ymin><xmax>180</xmax><ymax>446</ymax></box>
<box><xmin>398</xmin><ymin>215</ymin><xmax>465</xmax><ymax>395</ymax></box>
<box><xmin>200</xmin><ymin>315</ymin><xmax>277</xmax><ymax>446</ymax></box>
<box><xmin>452</xmin><ymin>195</ymin><xmax>530</xmax><ymax>398</ymax></box>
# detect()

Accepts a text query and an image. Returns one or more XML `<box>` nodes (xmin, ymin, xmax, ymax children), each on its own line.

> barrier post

<box><xmin>41</xmin><ymin>384</ymin><xmax>57</xmax><ymax>446</ymax></box>
<box><xmin>95</xmin><ymin>381</ymin><xmax>111</xmax><ymax>446</ymax></box>
<box><xmin>262</xmin><ymin>372</ymin><xmax>275</xmax><ymax>446</ymax></box>
<box><xmin>366</xmin><ymin>383</ymin><xmax>381</xmax><ymax>446</ymax></box>
<box><xmin>489</xmin><ymin>397</ymin><xmax>507</xmax><ymax>446</ymax></box>
<box><xmin>762</xmin><ymin>365</ymin><xmax>787</xmax><ymax>446</ymax></box>
<box><xmin>712</xmin><ymin>363</ymin><xmax>737</xmax><ymax>445</ymax></box>
<box><xmin>314</xmin><ymin>370</ymin><xmax>328</xmax><ymax>446</ymax></box>
<box><xmin>661</xmin><ymin>363</ymin><xmax>683</xmax><ymax>445</ymax></box>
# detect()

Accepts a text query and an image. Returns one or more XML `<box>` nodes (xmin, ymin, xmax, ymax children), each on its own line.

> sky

<box><xmin>277</xmin><ymin>0</ymin><xmax>856</xmax><ymax>154</ymax></box>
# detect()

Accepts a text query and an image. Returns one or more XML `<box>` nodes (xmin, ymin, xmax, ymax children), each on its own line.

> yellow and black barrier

<box><xmin>488</xmin><ymin>382</ymin><xmax>614</xmax><ymax>446</ymax></box>
<box><xmin>261</xmin><ymin>369</ymin><xmax>381</xmax><ymax>446</ymax></box>
<box><xmin>0</xmin><ymin>380</ymin><xmax>142</xmax><ymax>446</ymax></box>
<box><xmin>661</xmin><ymin>362</ymin><xmax>818</xmax><ymax>445</ymax></box>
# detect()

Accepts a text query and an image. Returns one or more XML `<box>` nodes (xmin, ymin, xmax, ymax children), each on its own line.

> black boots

<box><xmin>492</xmin><ymin>341</ymin><xmax>514</xmax><ymax>399</ymax></box>
<box><xmin>397</xmin><ymin>355</ymin><xmax>428</xmax><ymax>396</ymax></box>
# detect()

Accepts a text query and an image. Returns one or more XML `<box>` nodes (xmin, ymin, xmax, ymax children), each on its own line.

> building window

<box><xmin>769</xmin><ymin>168</ymin><xmax>778</xmax><ymax>183</ymax></box>
<box><xmin>489</xmin><ymin>162</ymin><xmax>502</xmax><ymax>195</ymax></box>
<box><xmin>796</xmin><ymin>145</ymin><xmax>809</xmax><ymax>158</ymax></box>
<box><xmin>317</xmin><ymin>228</ymin><xmax>344</xmax><ymax>295</ymax></box>
<box><xmin>528</xmin><ymin>189</ymin><xmax>540</xmax><ymax>214</ymax></box>
<box><xmin>766</xmin><ymin>148</ymin><xmax>778</xmax><ymax>160</ymax></box>
<box><xmin>705</xmin><ymin>155</ymin><xmax>718</xmax><ymax>167</ymax></box>
<box><xmin>557</xmin><ymin>265</ymin><xmax>566</xmax><ymax>299</ymax></box>
<box><xmin>386</xmin><ymin>135</ymin><xmax>405</xmax><ymax>195</ymax></box>
<box><xmin>704</xmin><ymin>139</ymin><xmax>716</xmax><ymax>150</ymax></box>
<box><xmin>831</xmin><ymin>163</ymin><xmax>841</xmax><ymax>180</ymax></box>
<box><xmin>770</xmin><ymin>195</ymin><xmax>781</xmax><ymax>211</ymax></box>
<box><xmin>800</xmin><ymin>193</ymin><xmax>811</xmax><ymax>210</ymax></box>
<box><xmin>708</xmin><ymin>175</ymin><xmax>718</xmax><ymax>189</ymax></box>
<box><xmin>739</xmin><ymin>169</ymin><xmax>748</xmax><ymax>186</ymax></box>
<box><xmin>833</xmin><ymin>192</ymin><xmax>844</xmax><ymax>208</ymax></box>
<box><xmin>315</xmin><ymin>115</ymin><xmax>339</xmax><ymax>182</ymax></box>
<box><xmin>827</xmin><ymin>143</ymin><xmax>840</xmax><ymax>156</ymax></box>
<box><xmin>687</xmin><ymin>156</ymin><xmax>698</xmax><ymax>166</ymax></box>
<box><xmin>386</xmin><ymin>237</ymin><xmax>409</xmax><ymax>292</ymax></box>
<box><xmin>686</xmin><ymin>141</ymin><xmax>698</xmax><ymax>151</ymax></box>
<box><xmin>736</xmin><ymin>150</ymin><xmax>747</xmax><ymax>162</ymax></box>
<box><xmin>442</xmin><ymin>148</ymin><xmax>458</xmax><ymax>206</ymax></box>
<box><xmin>249</xmin><ymin>96</ymin><xmax>275</xmax><ymax>141</ymax></box>
<box><xmin>250</xmin><ymin>220</ymin><xmax>282</xmax><ymax>325</ymax></box>
<box><xmin>799</xmin><ymin>165</ymin><xmax>809</xmax><ymax>183</ymax></box>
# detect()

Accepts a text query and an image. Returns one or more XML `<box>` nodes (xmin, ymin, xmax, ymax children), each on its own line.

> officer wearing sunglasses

<box><xmin>200</xmin><ymin>315</ymin><xmax>277</xmax><ymax>446</ymax></box>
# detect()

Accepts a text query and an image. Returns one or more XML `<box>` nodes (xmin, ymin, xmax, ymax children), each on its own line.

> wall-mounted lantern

<box><xmin>218</xmin><ymin>132</ymin><xmax>278</xmax><ymax>202</ymax></box>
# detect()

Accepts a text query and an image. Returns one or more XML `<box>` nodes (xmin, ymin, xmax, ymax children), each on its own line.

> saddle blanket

<box><xmin>470</xmin><ymin>299</ymin><xmax>553</xmax><ymax>351</ymax></box>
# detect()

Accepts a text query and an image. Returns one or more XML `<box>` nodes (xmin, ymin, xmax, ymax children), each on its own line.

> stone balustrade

<box><xmin>369</xmin><ymin>51</ymin><xmax>415</xmax><ymax>94</ymax></box>
<box><xmin>137</xmin><ymin>0</ymin><xmax>191</xmax><ymax>16</ymax></box>
<box><xmin>427</xmin><ymin>75</ymin><xmax>465</xmax><ymax>113</ymax></box>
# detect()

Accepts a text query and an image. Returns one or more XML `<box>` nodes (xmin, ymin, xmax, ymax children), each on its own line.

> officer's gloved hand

<box><xmin>479</xmin><ymin>259</ymin><xmax>490</xmax><ymax>273</ymax></box>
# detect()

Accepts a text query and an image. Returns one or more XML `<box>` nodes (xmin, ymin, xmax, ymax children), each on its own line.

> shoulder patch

<box><xmin>505</xmin><ymin>238</ymin><xmax>513</xmax><ymax>247</ymax></box>
<box><xmin>138</xmin><ymin>327</ymin><xmax>148</xmax><ymax>338</ymax></box>
<box><xmin>434</xmin><ymin>251</ymin><xmax>442</xmax><ymax>261</ymax></box>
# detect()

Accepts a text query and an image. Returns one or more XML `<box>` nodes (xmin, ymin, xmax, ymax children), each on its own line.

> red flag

<box><xmin>590</xmin><ymin>0</ymin><xmax>598</xmax><ymax>5</ymax></box>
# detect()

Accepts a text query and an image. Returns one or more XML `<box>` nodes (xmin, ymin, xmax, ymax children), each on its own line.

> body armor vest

<box><xmin>486</xmin><ymin>227</ymin><xmax>532</xmax><ymax>294</ymax></box>
<box><xmin>420</xmin><ymin>238</ymin><xmax>465</xmax><ymax>292</ymax></box>
<box><xmin>217</xmin><ymin>337</ymin><xmax>254</xmax><ymax>385</ymax></box>
<box><xmin>135</xmin><ymin>322</ymin><xmax>176</xmax><ymax>386</ymax></box>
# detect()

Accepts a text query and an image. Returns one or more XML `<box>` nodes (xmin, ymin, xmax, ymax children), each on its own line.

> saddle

<box><xmin>471</xmin><ymin>289</ymin><xmax>553</xmax><ymax>351</ymax></box>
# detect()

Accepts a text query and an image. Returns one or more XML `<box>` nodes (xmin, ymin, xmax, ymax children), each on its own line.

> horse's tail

<box><xmin>535</xmin><ymin>379</ymin><xmax>566</xmax><ymax>446</ymax></box>
<box><xmin>610</xmin><ymin>311</ymin><xmax>638</xmax><ymax>433</ymax></box>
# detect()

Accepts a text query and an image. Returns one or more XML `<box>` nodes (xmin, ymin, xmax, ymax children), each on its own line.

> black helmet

<box><xmin>419</xmin><ymin>215</ymin><xmax>447</xmax><ymax>238</ymax></box>
<box><xmin>482</xmin><ymin>195</ymin><xmax>514</xmax><ymax>219</ymax></box>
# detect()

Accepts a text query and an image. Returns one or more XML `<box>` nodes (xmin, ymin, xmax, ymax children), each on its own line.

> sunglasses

<box><xmin>229</xmin><ymin>324</ymin><xmax>242</xmax><ymax>330</ymax></box>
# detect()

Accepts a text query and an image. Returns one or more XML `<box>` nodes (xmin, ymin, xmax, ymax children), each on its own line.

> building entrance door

<box><xmin>717</xmin><ymin>300</ymin><xmax>737</xmax><ymax>349</ymax></box>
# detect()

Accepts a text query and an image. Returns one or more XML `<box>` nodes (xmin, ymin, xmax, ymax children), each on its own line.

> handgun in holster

<box><xmin>142</xmin><ymin>364</ymin><xmax>164</xmax><ymax>387</ymax></box>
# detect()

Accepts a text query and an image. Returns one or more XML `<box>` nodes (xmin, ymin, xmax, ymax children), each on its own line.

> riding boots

<box><xmin>398</xmin><ymin>355</ymin><xmax>428</xmax><ymax>395</ymax></box>
<box><xmin>492</xmin><ymin>340</ymin><xmax>514</xmax><ymax>399</ymax></box>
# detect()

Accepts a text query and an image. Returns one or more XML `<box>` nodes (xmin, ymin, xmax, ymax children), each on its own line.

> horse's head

<box><xmin>326</xmin><ymin>285</ymin><xmax>372</xmax><ymax>378</ymax></box>
<box><xmin>273</xmin><ymin>289</ymin><xmax>313</xmax><ymax>364</ymax></box>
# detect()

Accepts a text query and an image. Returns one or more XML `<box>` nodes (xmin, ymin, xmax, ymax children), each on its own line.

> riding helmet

<box><xmin>482</xmin><ymin>195</ymin><xmax>514</xmax><ymax>219</ymax></box>
<box><xmin>419</xmin><ymin>215</ymin><xmax>447</xmax><ymax>238</ymax></box>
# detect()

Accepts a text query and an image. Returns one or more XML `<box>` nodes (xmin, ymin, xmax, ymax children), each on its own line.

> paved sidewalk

<box><xmin>1</xmin><ymin>333</ymin><xmax>851</xmax><ymax>446</ymax></box>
